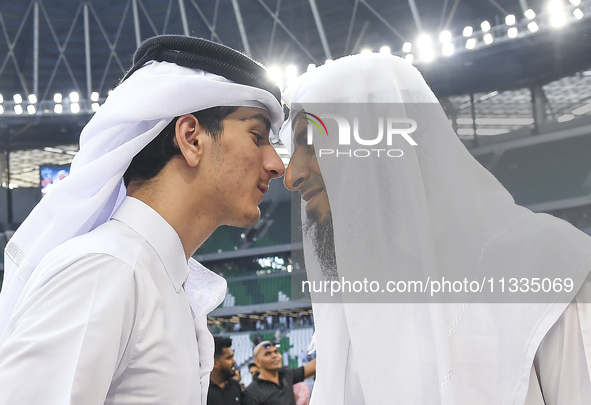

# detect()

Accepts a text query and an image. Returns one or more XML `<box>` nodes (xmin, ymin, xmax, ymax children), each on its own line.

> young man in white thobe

<box><xmin>0</xmin><ymin>35</ymin><xmax>285</xmax><ymax>404</ymax></box>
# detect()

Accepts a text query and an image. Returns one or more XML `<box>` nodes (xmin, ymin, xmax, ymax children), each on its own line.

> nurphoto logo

<box><xmin>303</xmin><ymin>111</ymin><xmax>418</xmax><ymax>158</ymax></box>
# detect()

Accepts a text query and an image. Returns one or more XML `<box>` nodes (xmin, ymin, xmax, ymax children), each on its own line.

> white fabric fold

<box><xmin>281</xmin><ymin>53</ymin><xmax>591</xmax><ymax>404</ymax></box>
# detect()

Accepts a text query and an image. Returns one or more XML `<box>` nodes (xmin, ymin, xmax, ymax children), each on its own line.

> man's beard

<box><xmin>303</xmin><ymin>210</ymin><xmax>338</xmax><ymax>281</ymax></box>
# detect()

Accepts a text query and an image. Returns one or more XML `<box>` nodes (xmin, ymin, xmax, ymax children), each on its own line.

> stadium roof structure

<box><xmin>1</xmin><ymin>0</ymin><xmax>591</xmax><ymax>188</ymax></box>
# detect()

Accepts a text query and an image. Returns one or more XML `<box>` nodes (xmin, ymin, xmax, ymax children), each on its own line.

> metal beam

<box><xmin>266</xmin><ymin>0</ymin><xmax>282</xmax><ymax>61</ymax></box>
<box><xmin>178</xmin><ymin>0</ymin><xmax>190</xmax><ymax>35</ymax></box>
<box><xmin>308</xmin><ymin>0</ymin><xmax>332</xmax><ymax>60</ymax></box>
<box><xmin>231</xmin><ymin>0</ymin><xmax>251</xmax><ymax>55</ymax></box>
<box><xmin>407</xmin><ymin>0</ymin><xmax>422</xmax><ymax>32</ymax></box>
<box><xmin>255</xmin><ymin>0</ymin><xmax>318</xmax><ymax>63</ymax></box>
<box><xmin>344</xmin><ymin>0</ymin><xmax>359</xmax><ymax>54</ymax></box>
<box><xmin>33</xmin><ymin>1</ymin><xmax>39</xmax><ymax>100</ymax></box>
<box><xmin>132</xmin><ymin>0</ymin><xmax>141</xmax><ymax>48</ymax></box>
<box><xmin>188</xmin><ymin>0</ymin><xmax>223</xmax><ymax>43</ymax></box>
<box><xmin>84</xmin><ymin>3</ymin><xmax>92</xmax><ymax>103</ymax></box>
<box><xmin>443</xmin><ymin>0</ymin><xmax>461</xmax><ymax>30</ymax></box>
<box><xmin>518</xmin><ymin>0</ymin><xmax>529</xmax><ymax>14</ymax></box>
<box><xmin>485</xmin><ymin>0</ymin><xmax>507</xmax><ymax>15</ymax></box>
<box><xmin>358</xmin><ymin>0</ymin><xmax>405</xmax><ymax>41</ymax></box>
<box><xmin>351</xmin><ymin>20</ymin><xmax>369</xmax><ymax>54</ymax></box>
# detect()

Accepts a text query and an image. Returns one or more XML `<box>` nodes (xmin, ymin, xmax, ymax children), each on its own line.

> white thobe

<box><xmin>0</xmin><ymin>197</ymin><xmax>201</xmax><ymax>404</ymax></box>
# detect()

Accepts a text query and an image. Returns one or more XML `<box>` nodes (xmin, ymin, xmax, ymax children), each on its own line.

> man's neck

<box><xmin>257</xmin><ymin>369</ymin><xmax>280</xmax><ymax>385</ymax></box>
<box><xmin>210</xmin><ymin>370</ymin><xmax>229</xmax><ymax>388</ymax></box>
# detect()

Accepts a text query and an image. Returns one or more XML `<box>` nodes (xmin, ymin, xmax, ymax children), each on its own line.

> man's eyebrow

<box><xmin>294</xmin><ymin>127</ymin><xmax>307</xmax><ymax>146</ymax></box>
<box><xmin>241</xmin><ymin>114</ymin><xmax>271</xmax><ymax>132</ymax></box>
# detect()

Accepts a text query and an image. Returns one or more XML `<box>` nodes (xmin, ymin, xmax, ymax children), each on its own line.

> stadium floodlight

<box><xmin>28</xmin><ymin>94</ymin><xmax>37</xmax><ymax>104</ymax></box>
<box><xmin>483</xmin><ymin>33</ymin><xmax>494</xmax><ymax>44</ymax></box>
<box><xmin>307</xmin><ymin>63</ymin><xmax>316</xmax><ymax>72</ymax></box>
<box><xmin>54</xmin><ymin>104</ymin><xmax>63</xmax><ymax>114</ymax></box>
<box><xmin>27</xmin><ymin>105</ymin><xmax>36</xmax><ymax>115</ymax></box>
<box><xmin>14</xmin><ymin>105</ymin><xmax>23</xmax><ymax>114</ymax></box>
<box><xmin>466</xmin><ymin>38</ymin><xmax>477</xmax><ymax>49</ymax></box>
<box><xmin>505</xmin><ymin>14</ymin><xmax>516</xmax><ymax>25</ymax></box>
<box><xmin>462</xmin><ymin>26</ymin><xmax>473</xmax><ymax>37</ymax></box>
<box><xmin>69</xmin><ymin>92</ymin><xmax>80</xmax><ymax>103</ymax></box>
<box><xmin>285</xmin><ymin>65</ymin><xmax>298</xmax><ymax>78</ymax></box>
<box><xmin>92</xmin><ymin>103</ymin><xmax>100</xmax><ymax>112</ymax></box>
<box><xmin>13</xmin><ymin>94</ymin><xmax>22</xmax><ymax>104</ymax></box>
<box><xmin>481</xmin><ymin>20</ymin><xmax>491</xmax><ymax>32</ymax></box>
<box><xmin>90</xmin><ymin>91</ymin><xmax>99</xmax><ymax>102</ymax></box>
<box><xmin>569</xmin><ymin>0</ymin><xmax>581</xmax><ymax>5</ymax></box>
<box><xmin>548</xmin><ymin>0</ymin><xmax>563</xmax><ymax>13</ymax></box>
<box><xmin>53</xmin><ymin>93</ymin><xmax>62</xmax><ymax>103</ymax></box>
<box><xmin>439</xmin><ymin>30</ymin><xmax>452</xmax><ymax>43</ymax></box>
<box><xmin>404</xmin><ymin>53</ymin><xmax>414</xmax><ymax>63</ymax></box>
<box><xmin>550</xmin><ymin>13</ymin><xmax>566</xmax><ymax>27</ymax></box>
<box><xmin>325</xmin><ymin>59</ymin><xmax>333</xmax><ymax>64</ymax></box>
<box><xmin>267</xmin><ymin>66</ymin><xmax>282</xmax><ymax>88</ymax></box>
<box><xmin>574</xmin><ymin>8</ymin><xmax>584</xmax><ymax>18</ymax></box>
<box><xmin>379</xmin><ymin>45</ymin><xmax>391</xmax><ymax>54</ymax></box>
<box><xmin>402</xmin><ymin>42</ymin><xmax>412</xmax><ymax>53</ymax></box>
<box><xmin>71</xmin><ymin>103</ymin><xmax>80</xmax><ymax>114</ymax></box>
<box><xmin>0</xmin><ymin>94</ymin><xmax>3</xmax><ymax>103</ymax></box>
<box><xmin>528</xmin><ymin>21</ymin><xmax>540</xmax><ymax>32</ymax></box>
<box><xmin>360</xmin><ymin>48</ymin><xmax>372</xmax><ymax>55</ymax></box>
<box><xmin>442</xmin><ymin>43</ymin><xmax>454</xmax><ymax>56</ymax></box>
<box><xmin>417</xmin><ymin>34</ymin><xmax>435</xmax><ymax>62</ymax></box>
<box><xmin>0</xmin><ymin>105</ymin><xmax>3</xmax><ymax>115</ymax></box>
<box><xmin>508</xmin><ymin>27</ymin><xmax>519</xmax><ymax>38</ymax></box>
<box><xmin>524</xmin><ymin>9</ymin><xmax>536</xmax><ymax>19</ymax></box>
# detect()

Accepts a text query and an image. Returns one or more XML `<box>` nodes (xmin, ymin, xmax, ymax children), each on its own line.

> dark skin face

<box><xmin>212</xmin><ymin>347</ymin><xmax>236</xmax><ymax>386</ymax></box>
<box><xmin>284</xmin><ymin>113</ymin><xmax>331</xmax><ymax>223</ymax></box>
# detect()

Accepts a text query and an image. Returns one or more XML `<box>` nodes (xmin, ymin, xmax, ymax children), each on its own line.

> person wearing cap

<box><xmin>0</xmin><ymin>35</ymin><xmax>285</xmax><ymax>405</ymax></box>
<box><xmin>208</xmin><ymin>336</ymin><xmax>242</xmax><ymax>405</ymax></box>
<box><xmin>242</xmin><ymin>341</ymin><xmax>316</xmax><ymax>405</ymax></box>
<box><xmin>281</xmin><ymin>54</ymin><xmax>591</xmax><ymax>404</ymax></box>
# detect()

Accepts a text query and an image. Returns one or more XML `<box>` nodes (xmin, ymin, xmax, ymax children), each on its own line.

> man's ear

<box><xmin>175</xmin><ymin>113</ymin><xmax>207</xmax><ymax>167</ymax></box>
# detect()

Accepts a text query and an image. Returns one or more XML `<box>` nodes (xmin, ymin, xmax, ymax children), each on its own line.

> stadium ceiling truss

<box><xmin>1</xmin><ymin>0</ymin><xmax>591</xmax><ymax>189</ymax></box>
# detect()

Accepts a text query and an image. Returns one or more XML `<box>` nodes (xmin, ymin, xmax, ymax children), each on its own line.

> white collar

<box><xmin>112</xmin><ymin>196</ymin><xmax>188</xmax><ymax>292</ymax></box>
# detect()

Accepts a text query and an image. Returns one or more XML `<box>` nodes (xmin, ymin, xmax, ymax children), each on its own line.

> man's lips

<box><xmin>258</xmin><ymin>185</ymin><xmax>269</xmax><ymax>194</ymax></box>
<box><xmin>303</xmin><ymin>187</ymin><xmax>324</xmax><ymax>202</ymax></box>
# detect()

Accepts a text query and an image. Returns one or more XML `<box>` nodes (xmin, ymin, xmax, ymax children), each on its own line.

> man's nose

<box><xmin>265</xmin><ymin>146</ymin><xmax>286</xmax><ymax>179</ymax></box>
<box><xmin>284</xmin><ymin>158</ymin><xmax>307</xmax><ymax>190</ymax></box>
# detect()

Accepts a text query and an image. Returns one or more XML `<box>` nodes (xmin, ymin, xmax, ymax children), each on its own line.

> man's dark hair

<box><xmin>123</xmin><ymin>105</ymin><xmax>238</xmax><ymax>187</ymax></box>
<box><xmin>214</xmin><ymin>336</ymin><xmax>233</xmax><ymax>358</ymax></box>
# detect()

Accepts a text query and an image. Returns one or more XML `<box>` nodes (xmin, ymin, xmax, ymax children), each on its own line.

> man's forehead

<box><xmin>232</xmin><ymin>106</ymin><xmax>272</xmax><ymax>132</ymax></box>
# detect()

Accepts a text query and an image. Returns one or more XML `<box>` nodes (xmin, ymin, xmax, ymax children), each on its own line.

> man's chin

<box><xmin>303</xmin><ymin>210</ymin><xmax>338</xmax><ymax>281</ymax></box>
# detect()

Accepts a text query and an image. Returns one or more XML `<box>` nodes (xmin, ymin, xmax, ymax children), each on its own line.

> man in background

<box><xmin>243</xmin><ymin>341</ymin><xmax>316</xmax><ymax>405</ymax></box>
<box><xmin>208</xmin><ymin>336</ymin><xmax>242</xmax><ymax>405</ymax></box>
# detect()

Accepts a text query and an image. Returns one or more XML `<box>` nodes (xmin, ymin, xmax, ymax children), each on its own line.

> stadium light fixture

<box><xmin>508</xmin><ymin>27</ymin><xmax>518</xmax><ymax>38</ymax></box>
<box><xmin>524</xmin><ymin>9</ymin><xmax>536</xmax><ymax>19</ymax></box>
<box><xmin>14</xmin><ymin>105</ymin><xmax>23</xmax><ymax>114</ymax></box>
<box><xmin>307</xmin><ymin>63</ymin><xmax>316</xmax><ymax>72</ymax></box>
<box><xmin>417</xmin><ymin>34</ymin><xmax>435</xmax><ymax>62</ymax></box>
<box><xmin>54</xmin><ymin>104</ymin><xmax>63</xmax><ymax>114</ymax></box>
<box><xmin>53</xmin><ymin>93</ymin><xmax>62</xmax><ymax>103</ymax></box>
<box><xmin>483</xmin><ymin>33</ymin><xmax>494</xmax><ymax>44</ymax></box>
<box><xmin>505</xmin><ymin>14</ymin><xmax>516</xmax><ymax>25</ymax></box>
<box><xmin>466</xmin><ymin>38</ymin><xmax>477</xmax><ymax>49</ymax></box>
<box><xmin>379</xmin><ymin>45</ymin><xmax>391</xmax><ymax>54</ymax></box>
<box><xmin>574</xmin><ymin>8</ymin><xmax>584</xmax><ymax>18</ymax></box>
<box><xmin>28</xmin><ymin>94</ymin><xmax>37</xmax><ymax>103</ymax></box>
<box><xmin>360</xmin><ymin>48</ymin><xmax>372</xmax><ymax>55</ymax></box>
<box><xmin>27</xmin><ymin>105</ymin><xmax>36</xmax><ymax>115</ymax></box>
<box><xmin>481</xmin><ymin>20</ymin><xmax>491</xmax><ymax>32</ymax></box>
<box><xmin>69</xmin><ymin>92</ymin><xmax>80</xmax><ymax>103</ymax></box>
<box><xmin>402</xmin><ymin>42</ymin><xmax>412</xmax><ymax>53</ymax></box>
<box><xmin>267</xmin><ymin>66</ymin><xmax>282</xmax><ymax>88</ymax></box>
<box><xmin>548</xmin><ymin>0</ymin><xmax>563</xmax><ymax>13</ymax></box>
<box><xmin>550</xmin><ymin>13</ymin><xmax>566</xmax><ymax>27</ymax></box>
<box><xmin>91</xmin><ymin>103</ymin><xmax>100</xmax><ymax>112</ymax></box>
<box><xmin>13</xmin><ymin>94</ymin><xmax>22</xmax><ymax>104</ymax></box>
<box><xmin>71</xmin><ymin>103</ymin><xmax>80</xmax><ymax>114</ymax></box>
<box><xmin>528</xmin><ymin>21</ymin><xmax>540</xmax><ymax>32</ymax></box>
<box><xmin>569</xmin><ymin>0</ymin><xmax>581</xmax><ymax>5</ymax></box>
<box><xmin>439</xmin><ymin>30</ymin><xmax>451</xmax><ymax>43</ymax></box>
<box><xmin>90</xmin><ymin>91</ymin><xmax>99</xmax><ymax>102</ymax></box>
<box><xmin>442</xmin><ymin>43</ymin><xmax>454</xmax><ymax>56</ymax></box>
<box><xmin>462</xmin><ymin>26</ymin><xmax>473</xmax><ymax>37</ymax></box>
<box><xmin>0</xmin><ymin>94</ymin><xmax>3</xmax><ymax>103</ymax></box>
<box><xmin>404</xmin><ymin>54</ymin><xmax>414</xmax><ymax>63</ymax></box>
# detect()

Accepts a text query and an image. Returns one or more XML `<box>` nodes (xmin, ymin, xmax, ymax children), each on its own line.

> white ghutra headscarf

<box><xmin>280</xmin><ymin>53</ymin><xmax>591</xmax><ymax>404</ymax></box>
<box><xmin>1</xmin><ymin>60</ymin><xmax>283</xmax><ymax>404</ymax></box>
